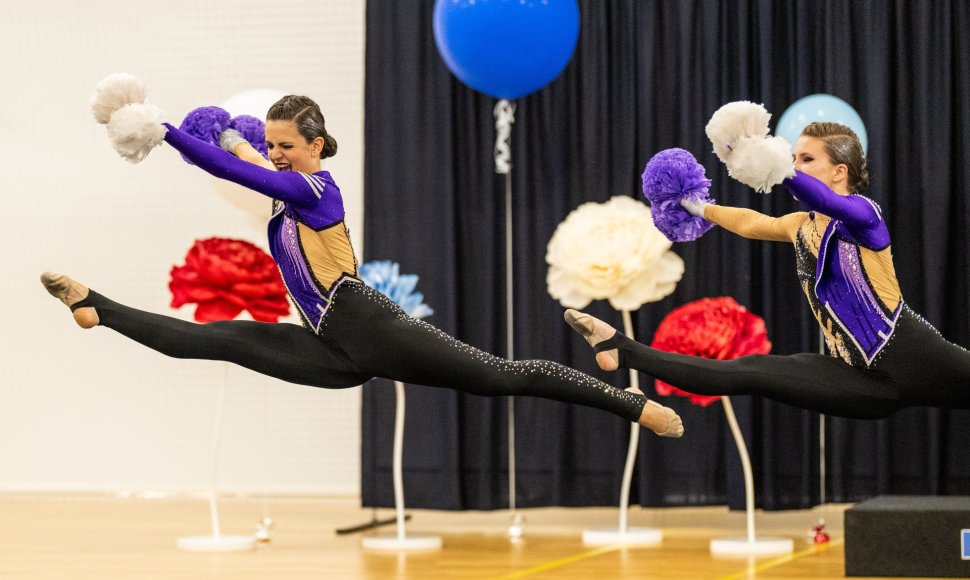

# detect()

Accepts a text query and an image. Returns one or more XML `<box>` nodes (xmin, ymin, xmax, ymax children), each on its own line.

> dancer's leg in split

<box><xmin>321</xmin><ymin>284</ymin><xmax>683</xmax><ymax>436</ymax></box>
<box><xmin>41</xmin><ymin>273</ymin><xmax>367</xmax><ymax>389</ymax></box>
<box><xmin>565</xmin><ymin>309</ymin><xmax>905</xmax><ymax>420</ymax></box>
<box><xmin>42</xmin><ymin>273</ymin><xmax>682</xmax><ymax>435</ymax></box>
<box><xmin>868</xmin><ymin>308</ymin><xmax>970</xmax><ymax>410</ymax></box>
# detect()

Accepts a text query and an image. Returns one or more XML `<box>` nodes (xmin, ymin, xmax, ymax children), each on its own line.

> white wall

<box><xmin>0</xmin><ymin>0</ymin><xmax>366</xmax><ymax>494</ymax></box>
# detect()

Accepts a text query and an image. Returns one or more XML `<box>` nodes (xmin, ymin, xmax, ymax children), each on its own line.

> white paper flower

<box><xmin>545</xmin><ymin>196</ymin><xmax>684</xmax><ymax>311</ymax></box>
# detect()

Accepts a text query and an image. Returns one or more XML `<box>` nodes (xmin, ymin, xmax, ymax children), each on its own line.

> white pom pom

<box><xmin>106</xmin><ymin>102</ymin><xmax>167</xmax><ymax>163</ymax></box>
<box><xmin>725</xmin><ymin>136</ymin><xmax>796</xmax><ymax>193</ymax></box>
<box><xmin>90</xmin><ymin>73</ymin><xmax>147</xmax><ymax>124</ymax></box>
<box><xmin>705</xmin><ymin>101</ymin><xmax>772</xmax><ymax>163</ymax></box>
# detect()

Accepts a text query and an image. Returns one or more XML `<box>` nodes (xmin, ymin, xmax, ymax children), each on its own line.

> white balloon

<box><xmin>213</xmin><ymin>179</ymin><xmax>274</xmax><ymax>231</ymax></box>
<box><xmin>220</xmin><ymin>89</ymin><xmax>286</xmax><ymax>121</ymax></box>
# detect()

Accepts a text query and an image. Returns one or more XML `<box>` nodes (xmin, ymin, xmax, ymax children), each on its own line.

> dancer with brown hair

<box><xmin>567</xmin><ymin>122</ymin><xmax>970</xmax><ymax>420</ymax></box>
<box><xmin>44</xmin><ymin>81</ymin><xmax>683</xmax><ymax>437</ymax></box>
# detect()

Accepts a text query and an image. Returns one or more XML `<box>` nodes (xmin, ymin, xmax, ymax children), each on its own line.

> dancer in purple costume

<box><xmin>43</xmin><ymin>94</ymin><xmax>682</xmax><ymax>437</ymax></box>
<box><xmin>567</xmin><ymin>123</ymin><xmax>970</xmax><ymax>420</ymax></box>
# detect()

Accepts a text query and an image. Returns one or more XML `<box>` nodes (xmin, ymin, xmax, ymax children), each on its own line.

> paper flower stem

<box><xmin>393</xmin><ymin>381</ymin><xmax>407</xmax><ymax>541</ymax></box>
<box><xmin>618</xmin><ymin>309</ymin><xmax>639</xmax><ymax>534</ymax></box>
<box><xmin>208</xmin><ymin>362</ymin><xmax>229</xmax><ymax>538</ymax></box>
<box><xmin>722</xmin><ymin>395</ymin><xmax>756</xmax><ymax>543</ymax></box>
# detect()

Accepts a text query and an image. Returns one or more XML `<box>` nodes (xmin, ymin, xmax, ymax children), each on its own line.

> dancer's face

<box><xmin>793</xmin><ymin>136</ymin><xmax>849</xmax><ymax>194</ymax></box>
<box><xmin>265</xmin><ymin>120</ymin><xmax>323</xmax><ymax>173</ymax></box>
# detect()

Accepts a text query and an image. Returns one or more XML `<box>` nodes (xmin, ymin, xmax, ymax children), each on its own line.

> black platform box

<box><xmin>845</xmin><ymin>495</ymin><xmax>970</xmax><ymax>577</ymax></box>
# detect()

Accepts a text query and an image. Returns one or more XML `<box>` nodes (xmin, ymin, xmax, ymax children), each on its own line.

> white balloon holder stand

<box><xmin>361</xmin><ymin>535</ymin><xmax>443</xmax><ymax>551</ymax></box>
<box><xmin>177</xmin><ymin>366</ymin><xmax>257</xmax><ymax>552</ymax></box>
<box><xmin>506</xmin><ymin>512</ymin><xmax>525</xmax><ymax>543</ymax></box>
<box><xmin>710</xmin><ymin>536</ymin><xmax>794</xmax><ymax>556</ymax></box>
<box><xmin>177</xmin><ymin>531</ymin><xmax>257</xmax><ymax>553</ymax></box>
<box><xmin>362</xmin><ymin>381</ymin><xmax>442</xmax><ymax>552</ymax></box>
<box><xmin>582</xmin><ymin>524</ymin><xmax>664</xmax><ymax>547</ymax></box>
<box><xmin>582</xmin><ymin>311</ymin><xmax>662</xmax><ymax>547</ymax></box>
<box><xmin>495</xmin><ymin>99</ymin><xmax>525</xmax><ymax>545</ymax></box>
<box><xmin>581</xmin><ymin>421</ymin><xmax>663</xmax><ymax>547</ymax></box>
<box><xmin>709</xmin><ymin>396</ymin><xmax>793</xmax><ymax>557</ymax></box>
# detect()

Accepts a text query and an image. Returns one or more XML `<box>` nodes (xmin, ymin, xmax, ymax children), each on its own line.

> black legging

<box><xmin>605</xmin><ymin>306</ymin><xmax>970</xmax><ymax>419</ymax></box>
<box><xmin>78</xmin><ymin>282</ymin><xmax>646</xmax><ymax>422</ymax></box>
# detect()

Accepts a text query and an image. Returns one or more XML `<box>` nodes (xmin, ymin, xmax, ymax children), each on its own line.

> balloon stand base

<box><xmin>582</xmin><ymin>527</ymin><xmax>662</xmax><ymax>547</ymax></box>
<box><xmin>361</xmin><ymin>534</ymin><xmax>443</xmax><ymax>551</ymax></box>
<box><xmin>176</xmin><ymin>535</ymin><xmax>257</xmax><ymax>552</ymax></box>
<box><xmin>710</xmin><ymin>536</ymin><xmax>794</xmax><ymax>556</ymax></box>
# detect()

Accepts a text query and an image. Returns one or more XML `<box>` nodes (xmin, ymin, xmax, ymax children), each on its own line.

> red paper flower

<box><xmin>650</xmin><ymin>297</ymin><xmax>771</xmax><ymax>406</ymax></box>
<box><xmin>170</xmin><ymin>237</ymin><xmax>290</xmax><ymax>323</ymax></box>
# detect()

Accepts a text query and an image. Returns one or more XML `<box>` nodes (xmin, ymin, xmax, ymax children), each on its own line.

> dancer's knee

<box><xmin>500</xmin><ymin>359</ymin><xmax>581</xmax><ymax>398</ymax></box>
<box><xmin>469</xmin><ymin>362</ymin><xmax>533</xmax><ymax>397</ymax></box>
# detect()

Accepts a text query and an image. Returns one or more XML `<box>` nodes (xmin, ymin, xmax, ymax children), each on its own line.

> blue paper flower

<box><xmin>358</xmin><ymin>260</ymin><xmax>434</xmax><ymax>320</ymax></box>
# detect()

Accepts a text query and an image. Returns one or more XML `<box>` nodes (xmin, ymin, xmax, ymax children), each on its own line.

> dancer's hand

<box><xmin>220</xmin><ymin>128</ymin><xmax>276</xmax><ymax>170</ymax></box>
<box><xmin>219</xmin><ymin>128</ymin><xmax>248</xmax><ymax>155</ymax></box>
<box><xmin>680</xmin><ymin>198</ymin><xmax>709</xmax><ymax>218</ymax></box>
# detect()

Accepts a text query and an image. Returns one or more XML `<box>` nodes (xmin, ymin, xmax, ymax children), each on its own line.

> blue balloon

<box><xmin>775</xmin><ymin>94</ymin><xmax>868</xmax><ymax>154</ymax></box>
<box><xmin>433</xmin><ymin>0</ymin><xmax>580</xmax><ymax>100</ymax></box>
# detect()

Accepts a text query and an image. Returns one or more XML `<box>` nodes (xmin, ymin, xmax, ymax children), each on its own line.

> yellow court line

<box><xmin>494</xmin><ymin>544</ymin><xmax>624</xmax><ymax>579</ymax></box>
<box><xmin>717</xmin><ymin>538</ymin><xmax>844</xmax><ymax>580</ymax></box>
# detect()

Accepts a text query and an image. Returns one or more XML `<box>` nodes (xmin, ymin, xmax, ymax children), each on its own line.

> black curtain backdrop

<box><xmin>360</xmin><ymin>0</ymin><xmax>970</xmax><ymax>510</ymax></box>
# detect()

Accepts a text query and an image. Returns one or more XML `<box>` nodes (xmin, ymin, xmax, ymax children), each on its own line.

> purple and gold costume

<box><xmin>595</xmin><ymin>171</ymin><xmax>970</xmax><ymax>419</ymax></box>
<box><xmin>785</xmin><ymin>171</ymin><xmax>899</xmax><ymax>366</ymax></box>
<box><xmin>74</xmin><ymin>123</ymin><xmax>651</xmax><ymax>424</ymax></box>
<box><xmin>163</xmin><ymin>124</ymin><xmax>358</xmax><ymax>332</ymax></box>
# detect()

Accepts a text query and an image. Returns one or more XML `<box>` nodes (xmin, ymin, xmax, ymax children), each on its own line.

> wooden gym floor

<box><xmin>0</xmin><ymin>495</ymin><xmax>935</xmax><ymax>579</ymax></box>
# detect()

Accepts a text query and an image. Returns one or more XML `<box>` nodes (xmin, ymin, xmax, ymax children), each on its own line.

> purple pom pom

<box><xmin>641</xmin><ymin>148</ymin><xmax>717</xmax><ymax>242</ymax></box>
<box><xmin>229</xmin><ymin>115</ymin><xmax>268</xmax><ymax>158</ymax></box>
<box><xmin>178</xmin><ymin>106</ymin><xmax>231</xmax><ymax>165</ymax></box>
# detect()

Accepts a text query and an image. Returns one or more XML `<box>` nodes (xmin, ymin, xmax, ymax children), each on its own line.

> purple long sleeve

<box><xmin>783</xmin><ymin>170</ymin><xmax>877</xmax><ymax>226</ymax></box>
<box><xmin>162</xmin><ymin>123</ymin><xmax>321</xmax><ymax>208</ymax></box>
<box><xmin>783</xmin><ymin>170</ymin><xmax>890</xmax><ymax>250</ymax></box>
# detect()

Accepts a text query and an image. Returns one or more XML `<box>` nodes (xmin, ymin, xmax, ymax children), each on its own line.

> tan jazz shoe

<box><xmin>563</xmin><ymin>308</ymin><xmax>620</xmax><ymax>371</ymax></box>
<box><xmin>641</xmin><ymin>399</ymin><xmax>684</xmax><ymax>438</ymax></box>
<box><xmin>40</xmin><ymin>272</ymin><xmax>99</xmax><ymax>328</ymax></box>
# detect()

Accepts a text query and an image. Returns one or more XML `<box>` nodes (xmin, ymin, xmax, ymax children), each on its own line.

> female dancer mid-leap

<box><xmin>567</xmin><ymin>122</ymin><xmax>970</xmax><ymax>420</ymax></box>
<box><xmin>44</xmin><ymin>92</ymin><xmax>683</xmax><ymax>437</ymax></box>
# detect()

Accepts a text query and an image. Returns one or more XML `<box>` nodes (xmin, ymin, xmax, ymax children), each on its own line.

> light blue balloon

<box><xmin>433</xmin><ymin>0</ymin><xmax>580</xmax><ymax>100</ymax></box>
<box><xmin>775</xmin><ymin>94</ymin><xmax>868</xmax><ymax>154</ymax></box>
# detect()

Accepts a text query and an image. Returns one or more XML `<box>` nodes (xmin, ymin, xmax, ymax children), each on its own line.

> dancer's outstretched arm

<box><xmin>702</xmin><ymin>205</ymin><xmax>804</xmax><ymax>243</ymax></box>
<box><xmin>683</xmin><ymin>173</ymin><xmax>884</xmax><ymax>246</ymax></box>
<box><xmin>681</xmin><ymin>190</ymin><xmax>803</xmax><ymax>243</ymax></box>
<box><xmin>783</xmin><ymin>170</ymin><xmax>879</xmax><ymax>226</ymax></box>
<box><xmin>782</xmin><ymin>170</ymin><xmax>890</xmax><ymax>249</ymax></box>
<box><xmin>162</xmin><ymin>123</ymin><xmax>328</xmax><ymax>208</ymax></box>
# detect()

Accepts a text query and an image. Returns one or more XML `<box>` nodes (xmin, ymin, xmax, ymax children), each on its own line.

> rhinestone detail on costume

<box><xmin>328</xmin><ymin>283</ymin><xmax>648</xmax><ymax>421</ymax></box>
<box><xmin>796</xmin><ymin>218</ymin><xmax>901</xmax><ymax>368</ymax></box>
